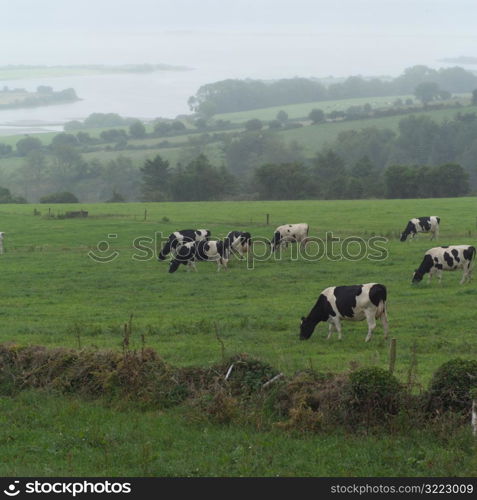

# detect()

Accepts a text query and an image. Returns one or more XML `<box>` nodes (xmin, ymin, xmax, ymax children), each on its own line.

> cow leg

<box><xmin>190</xmin><ymin>261</ymin><xmax>198</xmax><ymax>272</ymax></box>
<box><xmin>334</xmin><ymin>319</ymin><xmax>343</xmax><ymax>340</ymax></box>
<box><xmin>437</xmin><ymin>269</ymin><xmax>443</xmax><ymax>285</ymax></box>
<box><xmin>364</xmin><ymin>309</ymin><xmax>377</xmax><ymax>342</ymax></box>
<box><xmin>380</xmin><ymin>309</ymin><xmax>389</xmax><ymax>340</ymax></box>
<box><xmin>460</xmin><ymin>265</ymin><xmax>470</xmax><ymax>284</ymax></box>
<box><xmin>326</xmin><ymin>323</ymin><xmax>335</xmax><ymax>339</ymax></box>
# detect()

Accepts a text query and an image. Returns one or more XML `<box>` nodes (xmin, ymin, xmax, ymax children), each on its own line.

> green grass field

<box><xmin>1</xmin><ymin>198</ymin><xmax>476</xmax><ymax>476</ymax></box>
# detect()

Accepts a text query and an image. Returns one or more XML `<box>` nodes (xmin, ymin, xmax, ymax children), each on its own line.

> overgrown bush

<box><xmin>344</xmin><ymin>367</ymin><xmax>402</xmax><ymax>423</ymax></box>
<box><xmin>427</xmin><ymin>358</ymin><xmax>477</xmax><ymax>413</ymax></box>
<box><xmin>0</xmin><ymin>344</ymin><xmax>474</xmax><ymax>435</ymax></box>
<box><xmin>40</xmin><ymin>191</ymin><xmax>79</xmax><ymax>203</ymax></box>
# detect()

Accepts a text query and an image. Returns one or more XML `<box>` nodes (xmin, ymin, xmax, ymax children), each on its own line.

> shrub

<box><xmin>40</xmin><ymin>192</ymin><xmax>79</xmax><ymax>203</ymax></box>
<box><xmin>345</xmin><ymin>367</ymin><xmax>401</xmax><ymax>422</ymax></box>
<box><xmin>427</xmin><ymin>358</ymin><xmax>477</xmax><ymax>413</ymax></box>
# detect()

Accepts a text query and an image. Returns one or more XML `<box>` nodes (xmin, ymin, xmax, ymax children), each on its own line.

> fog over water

<box><xmin>1</xmin><ymin>0</ymin><xmax>476</xmax><ymax>132</ymax></box>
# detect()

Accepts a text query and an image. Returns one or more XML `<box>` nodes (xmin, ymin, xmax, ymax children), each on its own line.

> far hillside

<box><xmin>0</xmin><ymin>64</ymin><xmax>476</xmax><ymax>203</ymax></box>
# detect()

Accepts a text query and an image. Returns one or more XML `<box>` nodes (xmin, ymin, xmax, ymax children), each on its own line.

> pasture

<box><xmin>0</xmin><ymin>197</ymin><xmax>476</xmax><ymax>476</ymax></box>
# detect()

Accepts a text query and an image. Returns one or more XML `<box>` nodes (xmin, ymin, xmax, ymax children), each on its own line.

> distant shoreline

<box><xmin>0</xmin><ymin>63</ymin><xmax>193</xmax><ymax>80</ymax></box>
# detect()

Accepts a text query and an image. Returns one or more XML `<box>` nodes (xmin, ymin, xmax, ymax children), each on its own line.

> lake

<box><xmin>0</xmin><ymin>67</ymin><xmax>233</xmax><ymax>135</ymax></box>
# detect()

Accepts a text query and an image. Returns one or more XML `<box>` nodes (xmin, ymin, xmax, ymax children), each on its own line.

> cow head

<box><xmin>168</xmin><ymin>259</ymin><xmax>181</xmax><ymax>273</ymax></box>
<box><xmin>411</xmin><ymin>269</ymin><xmax>424</xmax><ymax>284</ymax></box>
<box><xmin>299</xmin><ymin>316</ymin><xmax>315</xmax><ymax>340</ymax></box>
<box><xmin>400</xmin><ymin>232</ymin><xmax>408</xmax><ymax>242</ymax></box>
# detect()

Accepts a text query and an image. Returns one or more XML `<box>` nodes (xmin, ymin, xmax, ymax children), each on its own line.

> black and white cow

<box><xmin>168</xmin><ymin>239</ymin><xmax>231</xmax><ymax>273</ymax></box>
<box><xmin>412</xmin><ymin>245</ymin><xmax>475</xmax><ymax>284</ymax></box>
<box><xmin>272</xmin><ymin>223</ymin><xmax>309</xmax><ymax>251</ymax></box>
<box><xmin>400</xmin><ymin>216</ymin><xmax>440</xmax><ymax>242</ymax></box>
<box><xmin>158</xmin><ymin>229</ymin><xmax>210</xmax><ymax>260</ymax></box>
<box><xmin>226</xmin><ymin>231</ymin><xmax>251</xmax><ymax>259</ymax></box>
<box><xmin>300</xmin><ymin>283</ymin><xmax>389</xmax><ymax>343</ymax></box>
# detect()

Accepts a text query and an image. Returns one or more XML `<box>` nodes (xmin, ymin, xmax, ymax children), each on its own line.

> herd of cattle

<box><xmin>157</xmin><ymin>216</ymin><xmax>475</xmax><ymax>342</ymax></box>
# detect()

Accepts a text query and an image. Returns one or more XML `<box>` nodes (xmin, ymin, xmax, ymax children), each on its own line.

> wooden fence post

<box><xmin>266</xmin><ymin>214</ymin><xmax>270</xmax><ymax>225</ymax></box>
<box><xmin>472</xmin><ymin>399</ymin><xmax>477</xmax><ymax>437</ymax></box>
<box><xmin>389</xmin><ymin>338</ymin><xmax>397</xmax><ymax>374</ymax></box>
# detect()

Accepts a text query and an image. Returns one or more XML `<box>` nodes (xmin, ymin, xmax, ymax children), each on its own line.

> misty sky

<box><xmin>2</xmin><ymin>0</ymin><xmax>477</xmax><ymax>78</ymax></box>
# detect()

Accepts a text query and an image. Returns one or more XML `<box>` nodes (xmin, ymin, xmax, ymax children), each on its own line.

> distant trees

<box><xmin>140</xmin><ymin>154</ymin><xmax>235</xmax><ymax>202</ymax></box>
<box><xmin>244</xmin><ymin>119</ymin><xmax>263</xmax><ymax>131</ymax></box>
<box><xmin>384</xmin><ymin>163</ymin><xmax>469</xmax><ymax>198</ymax></box>
<box><xmin>40</xmin><ymin>191</ymin><xmax>79</xmax><ymax>203</ymax></box>
<box><xmin>308</xmin><ymin>108</ymin><xmax>325</xmax><ymax>124</ymax></box>
<box><xmin>16</xmin><ymin>136</ymin><xmax>42</xmax><ymax>156</ymax></box>
<box><xmin>254</xmin><ymin>163</ymin><xmax>310</xmax><ymax>199</ymax></box>
<box><xmin>414</xmin><ymin>82</ymin><xmax>441</xmax><ymax>106</ymax></box>
<box><xmin>0</xmin><ymin>186</ymin><xmax>26</xmax><ymax>203</ymax></box>
<box><xmin>129</xmin><ymin>120</ymin><xmax>146</xmax><ymax>139</ymax></box>
<box><xmin>140</xmin><ymin>155</ymin><xmax>171</xmax><ymax>201</ymax></box>
<box><xmin>472</xmin><ymin>89</ymin><xmax>477</xmax><ymax>106</ymax></box>
<box><xmin>276</xmin><ymin>110</ymin><xmax>289</xmax><ymax>124</ymax></box>
<box><xmin>188</xmin><ymin>65</ymin><xmax>477</xmax><ymax>114</ymax></box>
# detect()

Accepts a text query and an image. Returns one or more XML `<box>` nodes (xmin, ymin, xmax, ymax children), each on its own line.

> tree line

<box><xmin>139</xmin><ymin>152</ymin><xmax>469</xmax><ymax>202</ymax></box>
<box><xmin>188</xmin><ymin>65</ymin><xmax>477</xmax><ymax>115</ymax></box>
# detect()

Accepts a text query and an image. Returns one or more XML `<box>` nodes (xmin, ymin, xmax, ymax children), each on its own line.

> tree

<box><xmin>140</xmin><ymin>155</ymin><xmax>171</xmax><ymax>201</ymax></box>
<box><xmin>106</xmin><ymin>190</ymin><xmax>126</xmax><ymax>202</ymax></box>
<box><xmin>153</xmin><ymin>122</ymin><xmax>172</xmax><ymax>136</ymax></box>
<box><xmin>268</xmin><ymin>120</ymin><xmax>282</xmax><ymax>130</ymax></box>
<box><xmin>312</xmin><ymin>149</ymin><xmax>347</xmax><ymax>198</ymax></box>
<box><xmin>170</xmin><ymin>154</ymin><xmax>235</xmax><ymax>201</ymax></box>
<box><xmin>0</xmin><ymin>143</ymin><xmax>12</xmax><ymax>156</ymax></box>
<box><xmin>349</xmin><ymin>156</ymin><xmax>383</xmax><ymax>198</ymax></box>
<box><xmin>100</xmin><ymin>129</ymin><xmax>128</xmax><ymax>143</ymax></box>
<box><xmin>384</xmin><ymin>165</ymin><xmax>418</xmax><ymax>198</ymax></box>
<box><xmin>51</xmin><ymin>133</ymin><xmax>79</xmax><ymax>149</ymax></box>
<box><xmin>16</xmin><ymin>136</ymin><xmax>42</xmax><ymax>156</ymax></box>
<box><xmin>254</xmin><ymin>162</ymin><xmax>310</xmax><ymax>200</ymax></box>
<box><xmin>433</xmin><ymin>163</ymin><xmax>469</xmax><ymax>197</ymax></box>
<box><xmin>171</xmin><ymin>121</ymin><xmax>186</xmax><ymax>132</ymax></box>
<box><xmin>414</xmin><ymin>82</ymin><xmax>440</xmax><ymax>106</ymax></box>
<box><xmin>244</xmin><ymin>119</ymin><xmax>263</xmax><ymax>131</ymax></box>
<box><xmin>40</xmin><ymin>191</ymin><xmax>79</xmax><ymax>203</ymax></box>
<box><xmin>308</xmin><ymin>108</ymin><xmax>325</xmax><ymax>124</ymax></box>
<box><xmin>0</xmin><ymin>186</ymin><xmax>27</xmax><ymax>203</ymax></box>
<box><xmin>472</xmin><ymin>89</ymin><xmax>477</xmax><ymax>106</ymax></box>
<box><xmin>276</xmin><ymin>110</ymin><xmax>289</xmax><ymax>124</ymax></box>
<box><xmin>129</xmin><ymin>120</ymin><xmax>146</xmax><ymax>139</ymax></box>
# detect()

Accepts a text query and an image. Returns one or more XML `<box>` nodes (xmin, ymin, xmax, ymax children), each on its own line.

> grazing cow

<box><xmin>158</xmin><ymin>229</ymin><xmax>210</xmax><ymax>260</ymax></box>
<box><xmin>400</xmin><ymin>216</ymin><xmax>440</xmax><ymax>242</ymax></box>
<box><xmin>412</xmin><ymin>245</ymin><xmax>475</xmax><ymax>284</ymax></box>
<box><xmin>226</xmin><ymin>231</ymin><xmax>251</xmax><ymax>259</ymax></box>
<box><xmin>300</xmin><ymin>283</ymin><xmax>389</xmax><ymax>343</ymax></box>
<box><xmin>168</xmin><ymin>239</ymin><xmax>231</xmax><ymax>273</ymax></box>
<box><xmin>272</xmin><ymin>223</ymin><xmax>309</xmax><ymax>251</ymax></box>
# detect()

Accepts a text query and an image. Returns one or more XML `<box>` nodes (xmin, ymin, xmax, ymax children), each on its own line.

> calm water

<box><xmin>0</xmin><ymin>67</ymin><xmax>234</xmax><ymax>134</ymax></box>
